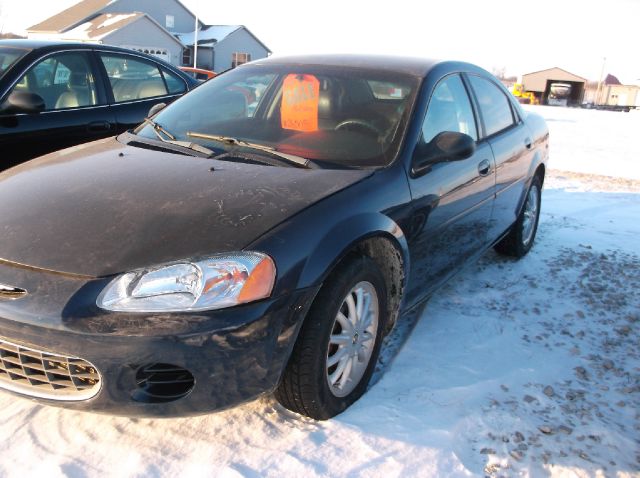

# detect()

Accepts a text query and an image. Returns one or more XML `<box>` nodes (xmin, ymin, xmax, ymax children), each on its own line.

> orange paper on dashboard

<box><xmin>281</xmin><ymin>74</ymin><xmax>320</xmax><ymax>132</ymax></box>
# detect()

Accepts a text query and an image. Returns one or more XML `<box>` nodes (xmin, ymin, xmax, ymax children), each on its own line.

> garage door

<box><xmin>121</xmin><ymin>45</ymin><xmax>171</xmax><ymax>63</ymax></box>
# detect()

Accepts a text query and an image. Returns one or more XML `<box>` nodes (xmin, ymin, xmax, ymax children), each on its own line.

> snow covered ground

<box><xmin>1</xmin><ymin>106</ymin><xmax>639</xmax><ymax>477</ymax></box>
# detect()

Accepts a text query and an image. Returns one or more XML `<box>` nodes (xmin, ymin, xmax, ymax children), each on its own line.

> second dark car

<box><xmin>0</xmin><ymin>54</ymin><xmax>548</xmax><ymax>420</ymax></box>
<box><xmin>0</xmin><ymin>40</ymin><xmax>198</xmax><ymax>169</ymax></box>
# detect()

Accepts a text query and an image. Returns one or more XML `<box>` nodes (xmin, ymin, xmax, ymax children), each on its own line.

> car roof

<box><xmin>0</xmin><ymin>39</ymin><xmax>157</xmax><ymax>57</ymax></box>
<box><xmin>249</xmin><ymin>54</ymin><xmax>442</xmax><ymax>77</ymax></box>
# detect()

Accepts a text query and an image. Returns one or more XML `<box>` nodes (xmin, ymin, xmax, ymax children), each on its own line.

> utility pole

<box><xmin>193</xmin><ymin>13</ymin><xmax>198</xmax><ymax>69</ymax></box>
<box><xmin>595</xmin><ymin>57</ymin><xmax>606</xmax><ymax>106</ymax></box>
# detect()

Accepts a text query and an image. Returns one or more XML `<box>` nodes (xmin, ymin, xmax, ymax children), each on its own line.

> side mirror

<box><xmin>412</xmin><ymin>131</ymin><xmax>476</xmax><ymax>176</ymax></box>
<box><xmin>148</xmin><ymin>102</ymin><xmax>167</xmax><ymax>118</ymax></box>
<box><xmin>1</xmin><ymin>91</ymin><xmax>45</xmax><ymax>114</ymax></box>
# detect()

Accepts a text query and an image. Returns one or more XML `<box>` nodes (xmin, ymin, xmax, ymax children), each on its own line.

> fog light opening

<box><xmin>132</xmin><ymin>363</ymin><xmax>195</xmax><ymax>403</ymax></box>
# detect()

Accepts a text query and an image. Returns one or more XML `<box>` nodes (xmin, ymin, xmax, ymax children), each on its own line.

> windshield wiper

<box><xmin>142</xmin><ymin>118</ymin><xmax>214</xmax><ymax>157</ymax></box>
<box><xmin>186</xmin><ymin>131</ymin><xmax>313</xmax><ymax>169</ymax></box>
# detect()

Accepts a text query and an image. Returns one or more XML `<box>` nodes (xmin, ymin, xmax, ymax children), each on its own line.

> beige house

<box><xmin>598</xmin><ymin>84</ymin><xmax>640</xmax><ymax>107</ymax></box>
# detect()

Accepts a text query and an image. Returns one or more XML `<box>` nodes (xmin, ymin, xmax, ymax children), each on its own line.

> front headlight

<box><xmin>97</xmin><ymin>252</ymin><xmax>276</xmax><ymax>312</ymax></box>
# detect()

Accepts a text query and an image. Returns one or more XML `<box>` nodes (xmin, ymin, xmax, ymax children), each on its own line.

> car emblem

<box><xmin>0</xmin><ymin>284</ymin><xmax>28</xmax><ymax>300</ymax></box>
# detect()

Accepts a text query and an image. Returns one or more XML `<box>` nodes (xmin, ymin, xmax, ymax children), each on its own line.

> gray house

<box><xmin>177</xmin><ymin>25</ymin><xmax>271</xmax><ymax>71</ymax></box>
<box><xmin>27</xmin><ymin>0</ymin><xmax>270</xmax><ymax>70</ymax></box>
<box><xmin>29</xmin><ymin>12</ymin><xmax>185</xmax><ymax>65</ymax></box>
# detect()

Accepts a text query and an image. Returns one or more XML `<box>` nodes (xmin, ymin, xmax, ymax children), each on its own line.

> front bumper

<box><xmin>0</xmin><ymin>260</ymin><xmax>319</xmax><ymax>417</ymax></box>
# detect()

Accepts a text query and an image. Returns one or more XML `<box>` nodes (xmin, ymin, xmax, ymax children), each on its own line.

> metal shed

<box><xmin>522</xmin><ymin>67</ymin><xmax>587</xmax><ymax>106</ymax></box>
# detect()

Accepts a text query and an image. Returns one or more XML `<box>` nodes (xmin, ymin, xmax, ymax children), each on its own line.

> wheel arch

<box><xmin>299</xmin><ymin>213</ymin><xmax>410</xmax><ymax>333</ymax></box>
<box><xmin>515</xmin><ymin>150</ymin><xmax>547</xmax><ymax>215</ymax></box>
<box><xmin>535</xmin><ymin>162</ymin><xmax>546</xmax><ymax>185</ymax></box>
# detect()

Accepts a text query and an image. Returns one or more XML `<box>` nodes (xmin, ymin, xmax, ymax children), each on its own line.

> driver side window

<box><xmin>422</xmin><ymin>74</ymin><xmax>477</xmax><ymax>143</ymax></box>
<box><xmin>11</xmin><ymin>52</ymin><xmax>98</xmax><ymax>111</ymax></box>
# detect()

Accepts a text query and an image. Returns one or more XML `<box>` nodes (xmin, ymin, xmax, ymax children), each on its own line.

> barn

<box><xmin>522</xmin><ymin>67</ymin><xmax>587</xmax><ymax>106</ymax></box>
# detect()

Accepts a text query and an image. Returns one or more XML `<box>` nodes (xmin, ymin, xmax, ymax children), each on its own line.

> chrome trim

<box><xmin>0</xmin><ymin>284</ymin><xmax>27</xmax><ymax>300</ymax></box>
<box><xmin>10</xmin><ymin>104</ymin><xmax>111</xmax><ymax>117</ymax></box>
<box><xmin>0</xmin><ymin>336</ymin><xmax>102</xmax><ymax>401</ymax></box>
<box><xmin>110</xmin><ymin>93</ymin><xmax>179</xmax><ymax>106</ymax></box>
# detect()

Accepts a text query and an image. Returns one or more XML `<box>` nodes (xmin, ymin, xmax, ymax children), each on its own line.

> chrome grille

<box><xmin>0</xmin><ymin>337</ymin><xmax>101</xmax><ymax>401</ymax></box>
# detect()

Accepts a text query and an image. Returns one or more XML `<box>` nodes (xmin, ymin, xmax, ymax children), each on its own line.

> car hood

<box><xmin>0</xmin><ymin>137</ymin><xmax>372</xmax><ymax>277</ymax></box>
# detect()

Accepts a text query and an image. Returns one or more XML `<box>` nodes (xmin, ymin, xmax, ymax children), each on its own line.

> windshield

<box><xmin>134</xmin><ymin>64</ymin><xmax>420</xmax><ymax>168</ymax></box>
<box><xmin>0</xmin><ymin>47</ymin><xmax>28</xmax><ymax>78</ymax></box>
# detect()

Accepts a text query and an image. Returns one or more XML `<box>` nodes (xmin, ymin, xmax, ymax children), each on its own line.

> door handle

<box><xmin>524</xmin><ymin>137</ymin><xmax>532</xmax><ymax>149</ymax></box>
<box><xmin>87</xmin><ymin>121</ymin><xmax>112</xmax><ymax>132</ymax></box>
<box><xmin>478</xmin><ymin>159</ymin><xmax>491</xmax><ymax>176</ymax></box>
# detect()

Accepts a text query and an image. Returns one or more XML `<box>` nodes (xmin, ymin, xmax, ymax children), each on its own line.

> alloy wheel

<box><xmin>326</xmin><ymin>281</ymin><xmax>379</xmax><ymax>397</ymax></box>
<box><xmin>522</xmin><ymin>184</ymin><xmax>539</xmax><ymax>247</ymax></box>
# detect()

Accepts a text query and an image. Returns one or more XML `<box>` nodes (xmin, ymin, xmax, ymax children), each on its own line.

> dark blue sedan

<box><xmin>0</xmin><ymin>54</ymin><xmax>548</xmax><ymax>419</ymax></box>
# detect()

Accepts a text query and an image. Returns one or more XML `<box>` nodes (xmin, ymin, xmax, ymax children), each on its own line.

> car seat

<box><xmin>136</xmin><ymin>79</ymin><xmax>167</xmax><ymax>99</ymax></box>
<box><xmin>55</xmin><ymin>72</ymin><xmax>95</xmax><ymax>109</ymax></box>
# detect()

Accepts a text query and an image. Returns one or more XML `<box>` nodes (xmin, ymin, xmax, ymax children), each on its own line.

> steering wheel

<box><xmin>334</xmin><ymin>119</ymin><xmax>382</xmax><ymax>137</ymax></box>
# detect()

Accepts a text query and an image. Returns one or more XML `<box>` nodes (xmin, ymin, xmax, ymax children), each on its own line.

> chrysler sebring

<box><xmin>0</xmin><ymin>55</ymin><xmax>548</xmax><ymax>419</ymax></box>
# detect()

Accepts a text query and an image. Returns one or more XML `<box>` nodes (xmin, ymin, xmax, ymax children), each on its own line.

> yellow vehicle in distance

<box><xmin>512</xmin><ymin>83</ymin><xmax>539</xmax><ymax>105</ymax></box>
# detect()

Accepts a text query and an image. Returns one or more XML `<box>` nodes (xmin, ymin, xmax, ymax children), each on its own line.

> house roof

<box><xmin>522</xmin><ymin>66</ymin><xmax>587</xmax><ymax>82</ymax></box>
<box><xmin>29</xmin><ymin>0</ymin><xmax>203</xmax><ymax>34</ymax></box>
<box><xmin>178</xmin><ymin>25</ymin><xmax>271</xmax><ymax>53</ymax></box>
<box><xmin>604</xmin><ymin>73</ymin><xmax>622</xmax><ymax>85</ymax></box>
<box><xmin>62</xmin><ymin>12</ymin><xmax>142</xmax><ymax>40</ymax></box>
<box><xmin>177</xmin><ymin>25</ymin><xmax>241</xmax><ymax>46</ymax></box>
<box><xmin>57</xmin><ymin>13</ymin><xmax>184</xmax><ymax>47</ymax></box>
<box><xmin>28</xmin><ymin>0</ymin><xmax>116</xmax><ymax>33</ymax></box>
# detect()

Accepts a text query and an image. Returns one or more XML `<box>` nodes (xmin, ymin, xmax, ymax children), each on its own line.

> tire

<box><xmin>494</xmin><ymin>174</ymin><xmax>542</xmax><ymax>258</ymax></box>
<box><xmin>275</xmin><ymin>255</ymin><xmax>388</xmax><ymax>420</ymax></box>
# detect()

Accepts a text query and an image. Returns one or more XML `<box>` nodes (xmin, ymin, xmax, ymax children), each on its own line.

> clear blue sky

<box><xmin>1</xmin><ymin>0</ymin><xmax>638</xmax><ymax>83</ymax></box>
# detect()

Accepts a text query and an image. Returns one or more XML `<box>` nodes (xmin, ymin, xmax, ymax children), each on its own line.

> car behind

<box><xmin>0</xmin><ymin>40</ymin><xmax>198</xmax><ymax>170</ymax></box>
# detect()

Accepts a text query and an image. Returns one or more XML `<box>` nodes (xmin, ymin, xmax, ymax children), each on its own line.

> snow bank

<box><xmin>1</xmin><ymin>107</ymin><xmax>639</xmax><ymax>477</ymax></box>
<box><xmin>524</xmin><ymin>105</ymin><xmax>640</xmax><ymax>180</ymax></box>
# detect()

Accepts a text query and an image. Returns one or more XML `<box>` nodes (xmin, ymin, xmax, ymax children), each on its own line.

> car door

<box><xmin>0</xmin><ymin>50</ymin><xmax>115</xmax><ymax>169</ymax></box>
<box><xmin>405</xmin><ymin>73</ymin><xmax>496</xmax><ymax>307</ymax></box>
<box><xmin>96</xmin><ymin>52</ymin><xmax>188</xmax><ymax>132</ymax></box>
<box><xmin>465</xmin><ymin>74</ymin><xmax>535</xmax><ymax>241</ymax></box>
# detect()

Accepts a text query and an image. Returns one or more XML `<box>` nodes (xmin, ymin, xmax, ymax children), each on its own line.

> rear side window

<box><xmin>161</xmin><ymin>67</ymin><xmax>187</xmax><ymax>94</ymax></box>
<box><xmin>422</xmin><ymin>74</ymin><xmax>477</xmax><ymax>142</ymax></box>
<box><xmin>468</xmin><ymin>75</ymin><xmax>514</xmax><ymax>136</ymax></box>
<box><xmin>100</xmin><ymin>53</ymin><xmax>168</xmax><ymax>102</ymax></box>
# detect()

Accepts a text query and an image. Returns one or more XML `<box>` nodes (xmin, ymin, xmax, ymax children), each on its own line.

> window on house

<box><xmin>231</xmin><ymin>52</ymin><xmax>251</xmax><ymax>68</ymax></box>
<box><xmin>166</xmin><ymin>15</ymin><xmax>175</xmax><ymax>28</ymax></box>
<box><xmin>182</xmin><ymin>48</ymin><xmax>192</xmax><ymax>66</ymax></box>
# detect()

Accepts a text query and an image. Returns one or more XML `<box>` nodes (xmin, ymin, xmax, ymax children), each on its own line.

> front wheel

<box><xmin>275</xmin><ymin>255</ymin><xmax>388</xmax><ymax>419</ymax></box>
<box><xmin>494</xmin><ymin>175</ymin><xmax>542</xmax><ymax>258</ymax></box>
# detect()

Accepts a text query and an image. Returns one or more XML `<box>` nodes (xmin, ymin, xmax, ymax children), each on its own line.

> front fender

<box><xmin>247</xmin><ymin>165</ymin><xmax>414</xmax><ymax>300</ymax></box>
<box><xmin>299</xmin><ymin>212</ymin><xmax>409</xmax><ymax>289</ymax></box>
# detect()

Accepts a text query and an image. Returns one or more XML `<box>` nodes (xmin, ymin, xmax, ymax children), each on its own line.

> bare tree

<box><xmin>492</xmin><ymin>66</ymin><xmax>507</xmax><ymax>80</ymax></box>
